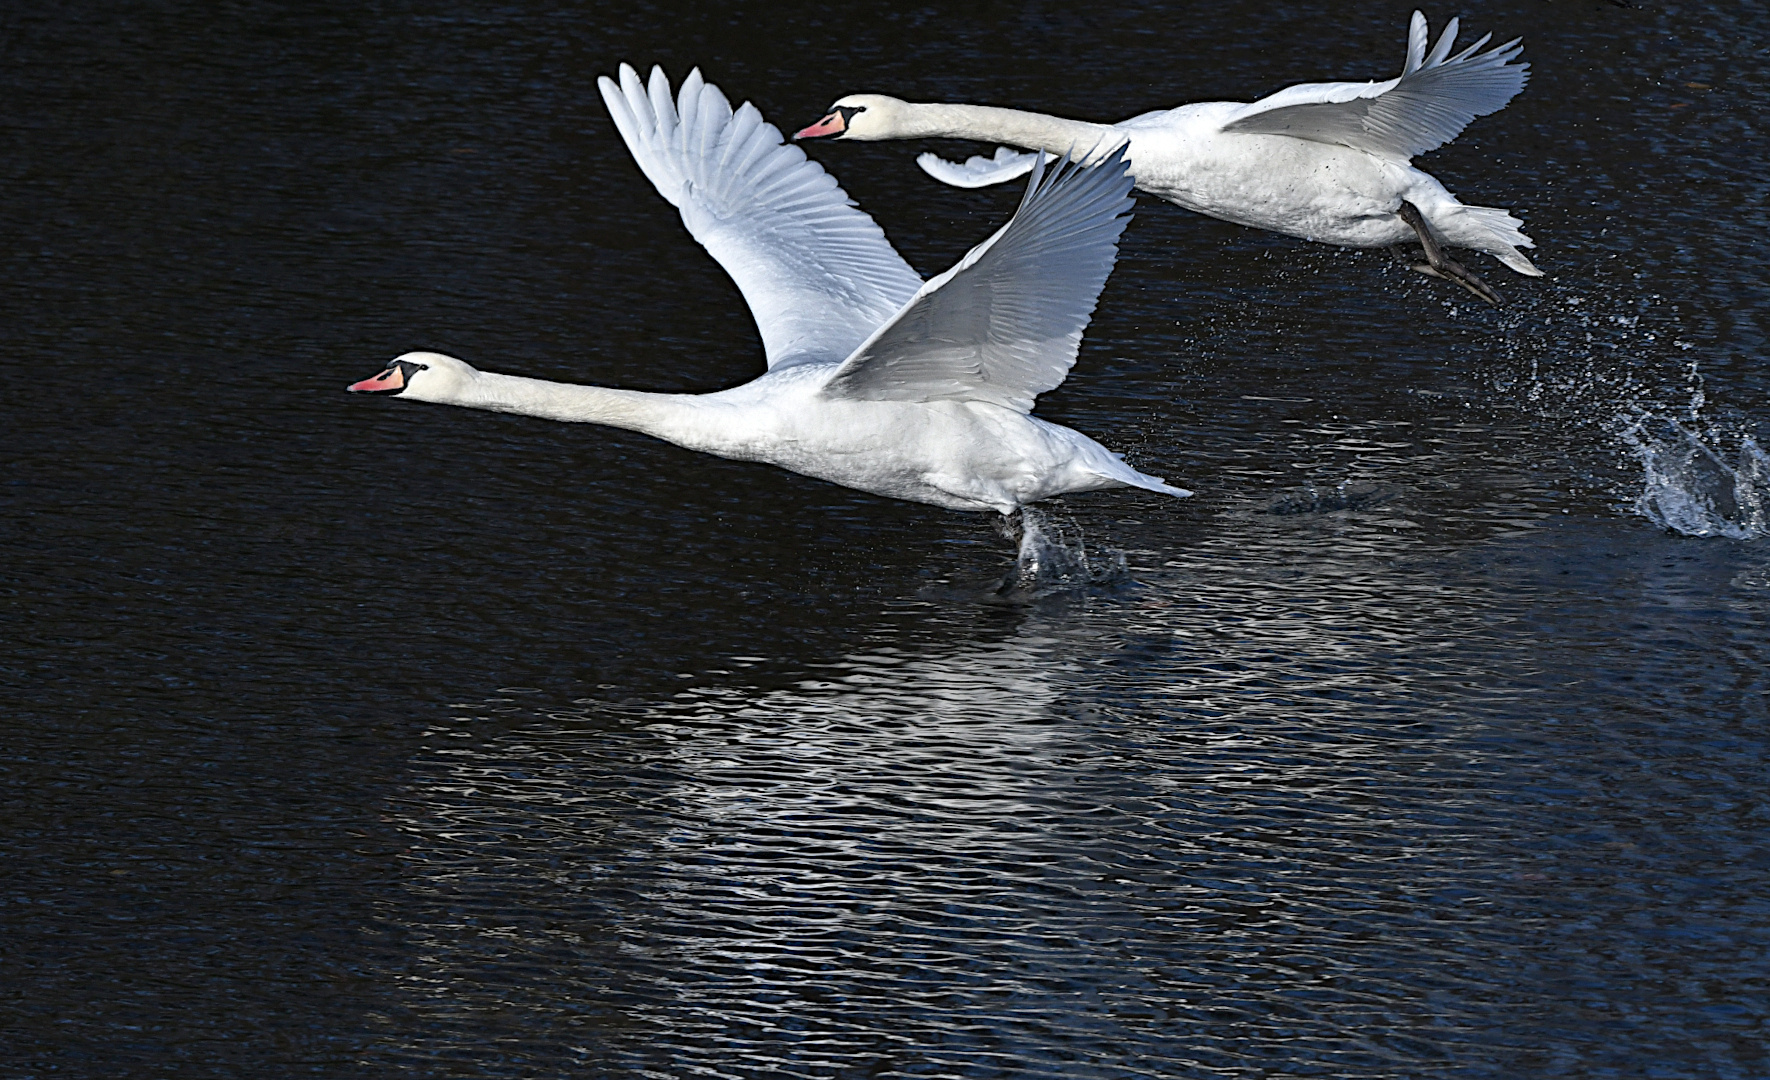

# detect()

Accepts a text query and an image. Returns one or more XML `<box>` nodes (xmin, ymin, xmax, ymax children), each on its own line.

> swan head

<box><xmin>793</xmin><ymin>94</ymin><xmax>908</xmax><ymax>141</ymax></box>
<box><xmin>346</xmin><ymin>351</ymin><xmax>477</xmax><ymax>403</ymax></box>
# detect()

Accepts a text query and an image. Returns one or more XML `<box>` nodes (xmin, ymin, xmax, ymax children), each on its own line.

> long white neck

<box><xmin>437</xmin><ymin>369</ymin><xmax>698</xmax><ymax>443</ymax></box>
<box><xmin>890</xmin><ymin>103</ymin><xmax>1117</xmax><ymax>158</ymax></box>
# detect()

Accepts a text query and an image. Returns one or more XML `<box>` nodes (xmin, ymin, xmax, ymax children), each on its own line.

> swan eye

<box><xmin>835</xmin><ymin>105</ymin><xmax>866</xmax><ymax>123</ymax></box>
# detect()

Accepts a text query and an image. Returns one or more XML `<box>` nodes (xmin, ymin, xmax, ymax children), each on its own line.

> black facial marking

<box><xmin>798</xmin><ymin>104</ymin><xmax>866</xmax><ymax>141</ymax></box>
<box><xmin>355</xmin><ymin>359</ymin><xmax>430</xmax><ymax>395</ymax></box>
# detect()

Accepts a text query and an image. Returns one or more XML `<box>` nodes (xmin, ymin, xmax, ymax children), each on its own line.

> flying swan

<box><xmin>796</xmin><ymin>11</ymin><xmax>1539</xmax><ymax>304</ymax></box>
<box><xmin>348</xmin><ymin>65</ymin><xmax>1189</xmax><ymax>520</ymax></box>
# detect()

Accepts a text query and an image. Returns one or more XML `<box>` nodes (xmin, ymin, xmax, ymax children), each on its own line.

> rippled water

<box><xmin>4</xmin><ymin>1</ymin><xmax>1767</xmax><ymax>1076</ymax></box>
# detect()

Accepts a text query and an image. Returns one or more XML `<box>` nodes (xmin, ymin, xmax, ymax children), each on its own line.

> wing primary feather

<box><xmin>718</xmin><ymin>104</ymin><xmax>763</xmax><ymax>176</ymax></box>
<box><xmin>617</xmin><ymin>64</ymin><xmax>646</xmax><ymax>129</ymax></box>
<box><xmin>1424</xmin><ymin>16</ymin><xmax>1459</xmax><ymax>68</ymax></box>
<box><xmin>646</xmin><ymin>67</ymin><xmax>675</xmax><ymax>141</ymax></box>
<box><xmin>603</xmin><ymin>71</ymin><xmax>640</xmax><ymax>147</ymax></box>
<box><xmin>599</xmin><ymin>64</ymin><xmax>921</xmax><ymax>371</ymax></box>
<box><xmin>1222</xmin><ymin>12</ymin><xmax>1527</xmax><ymax>160</ymax></box>
<box><xmin>678</xmin><ymin>68</ymin><xmax>704</xmax><ymax>128</ymax></box>
<box><xmin>1404</xmin><ymin>10</ymin><xmax>1428</xmax><ymax>75</ymax></box>
<box><xmin>1014</xmin><ymin>147</ymin><xmax>1051</xmax><ymax>216</ymax></box>
<box><xmin>1449</xmin><ymin>32</ymin><xmax>1494</xmax><ymax>65</ymax></box>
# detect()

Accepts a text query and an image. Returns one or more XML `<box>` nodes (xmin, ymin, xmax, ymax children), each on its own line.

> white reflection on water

<box><xmin>376</xmin><ymin>532</ymin><xmax>1515</xmax><ymax>1073</ymax></box>
<box><xmin>645</xmin><ymin>641</ymin><xmax>1070</xmax><ymax>833</ymax></box>
<box><xmin>376</xmin><ymin>621</ymin><xmax>1124</xmax><ymax>1069</ymax></box>
<box><xmin>373</xmin><ymin>509</ymin><xmax>1770</xmax><ymax>1076</ymax></box>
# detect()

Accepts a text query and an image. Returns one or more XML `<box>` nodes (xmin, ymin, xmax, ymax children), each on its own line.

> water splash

<box><xmin>1482</xmin><ymin>279</ymin><xmax>1770</xmax><ymax>540</ymax></box>
<box><xmin>996</xmin><ymin>508</ymin><xmax>1127</xmax><ymax>595</ymax></box>
<box><xmin>1491</xmin><ymin>284</ymin><xmax>1694</xmax><ymax>422</ymax></box>
<box><xmin>1624</xmin><ymin>419</ymin><xmax>1770</xmax><ymax>538</ymax></box>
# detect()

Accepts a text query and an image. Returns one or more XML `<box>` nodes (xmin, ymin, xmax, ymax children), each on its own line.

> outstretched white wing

<box><xmin>598</xmin><ymin>65</ymin><xmax>923</xmax><ymax>370</ymax></box>
<box><xmin>821</xmin><ymin>148</ymin><xmax>1134</xmax><ymax>414</ymax></box>
<box><xmin>915</xmin><ymin>147</ymin><xmax>1040</xmax><ymax>189</ymax></box>
<box><xmin>1220</xmin><ymin>11</ymin><xmax>1527</xmax><ymax>160</ymax></box>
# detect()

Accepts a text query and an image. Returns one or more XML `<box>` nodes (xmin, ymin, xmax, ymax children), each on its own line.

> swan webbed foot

<box><xmin>1388</xmin><ymin>243</ymin><xmax>1446</xmax><ymax>280</ymax></box>
<box><xmin>995</xmin><ymin>508</ymin><xmax>1026</xmax><ymax>544</ymax></box>
<box><xmin>993</xmin><ymin>507</ymin><xmax>1043</xmax><ymax>595</ymax></box>
<box><xmin>1396</xmin><ymin>201</ymin><xmax>1503</xmax><ymax>307</ymax></box>
<box><xmin>1389</xmin><ymin>243</ymin><xmax>1432</xmax><ymax>271</ymax></box>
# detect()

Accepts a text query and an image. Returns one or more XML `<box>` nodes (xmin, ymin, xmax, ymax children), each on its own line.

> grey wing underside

<box><xmin>821</xmin><ymin>148</ymin><xmax>1135</xmax><ymax>414</ymax></box>
<box><xmin>1219</xmin><ymin>11</ymin><xmax>1528</xmax><ymax>160</ymax></box>
<box><xmin>599</xmin><ymin>65</ymin><xmax>923</xmax><ymax>370</ymax></box>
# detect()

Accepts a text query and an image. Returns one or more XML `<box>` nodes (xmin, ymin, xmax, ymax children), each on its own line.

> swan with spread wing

<box><xmin>348</xmin><ymin>65</ymin><xmax>1188</xmax><ymax>516</ymax></box>
<box><xmin>797</xmin><ymin>12</ymin><xmax>1539</xmax><ymax>304</ymax></box>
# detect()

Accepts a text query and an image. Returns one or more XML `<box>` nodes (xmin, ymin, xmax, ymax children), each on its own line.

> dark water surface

<box><xmin>4</xmin><ymin>1</ymin><xmax>1768</xmax><ymax>1076</ymax></box>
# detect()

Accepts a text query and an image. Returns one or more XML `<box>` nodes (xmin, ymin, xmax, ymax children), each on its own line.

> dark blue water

<box><xmin>3</xmin><ymin>1</ymin><xmax>1767</xmax><ymax>1076</ymax></box>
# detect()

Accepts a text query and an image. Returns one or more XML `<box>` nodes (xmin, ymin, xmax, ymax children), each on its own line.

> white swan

<box><xmin>796</xmin><ymin>11</ymin><xmax>1540</xmax><ymax>304</ymax></box>
<box><xmin>347</xmin><ymin>65</ymin><xmax>1189</xmax><ymax>517</ymax></box>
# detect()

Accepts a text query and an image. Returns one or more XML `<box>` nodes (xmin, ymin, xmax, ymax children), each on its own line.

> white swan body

<box><xmin>798</xmin><ymin>12</ymin><xmax>1541</xmax><ymax>277</ymax></box>
<box><xmin>349</xmin><ymin>66</ymin><xmax>1189</xmax><ymax>515</ymax></box>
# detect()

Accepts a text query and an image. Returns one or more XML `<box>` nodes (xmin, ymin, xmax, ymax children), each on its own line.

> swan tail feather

<box><xmin>1125</xmin><ymin>474</ymin><xmax>1194</xmax><ymax>499</ymax></box>
<box><xmin>1444</xmin><ymin>204</ymin><xmax>1544</xmax><ymax>276</ymax></box>
<box><xmin>1098</xmin><ymin>459</ymin><xmax>1192</xmax><ymax>499</ymax></box>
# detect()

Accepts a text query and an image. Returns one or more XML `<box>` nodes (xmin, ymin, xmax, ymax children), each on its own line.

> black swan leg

<box><xmin>1396</xmin><ymin>201</ymin><xmax>1503</xmax><ymax>306</ymax></box>
<box><xmin>1389</xmin><ymin>243</ymin><xmax>1426</xmax><ymax>266</ymax></box>
<box><xmin>994</xmin><ymin>509</ymin><xmax>1035</xmax><ymax>594</ymax></box>
<box><xmin>996</xmin><ymin>509</ymin><xmax>1024</xmax><ymax>545</ymax></box>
